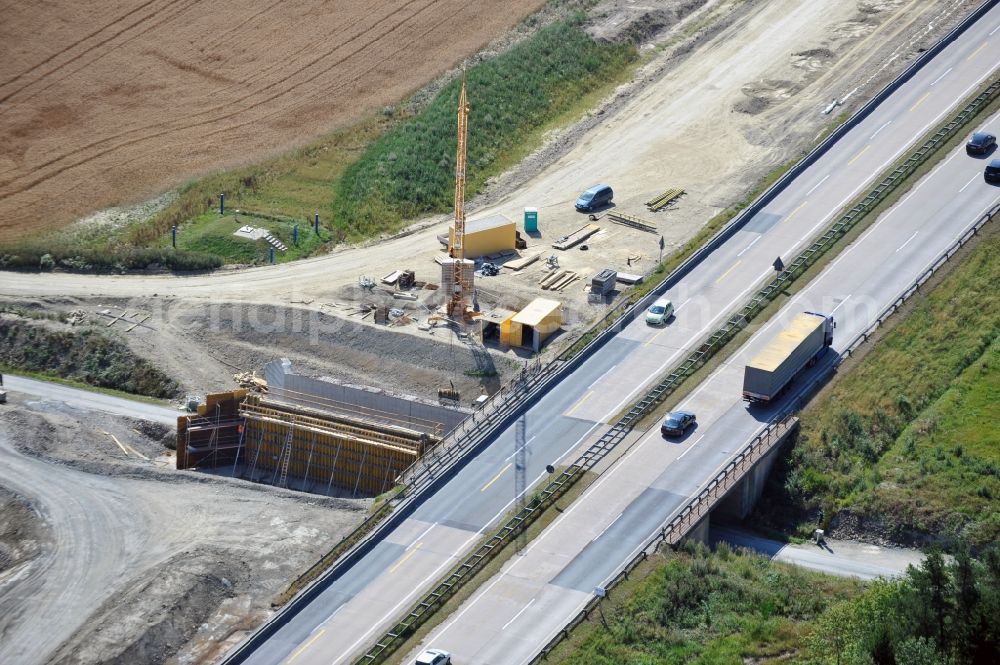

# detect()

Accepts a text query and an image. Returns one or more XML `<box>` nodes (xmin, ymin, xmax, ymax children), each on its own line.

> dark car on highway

<box><xmin>966</xmin><ymin>132</ymin><xmax>996</xmax><ymax>155</ymax></box>
<box><xmin>986</xmin><ymin>159</ymin><xmax>1000</xmax><ymax>184</ymax></box>
<box><xmin>661</xmin><ymin>411</ymin><xmax>696</xmax><ymax>437</ymax></box>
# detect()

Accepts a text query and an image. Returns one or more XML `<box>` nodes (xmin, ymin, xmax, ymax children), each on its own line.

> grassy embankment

<box><xmin>547</xmin><ymin>541</ymin><xmax>1000</xmax><ymax>665</ymax></box>
<box><xmin>0</xmin><ymin>20</ymin><xmax>636</xmax><ymax>271</ymax></box>
<box><xmin>330</xmin><ymin>20</ymin><xmax>636</xmax><ymax>240</ymax></box>
<box><xmin>754</xmin><ymin>224</ymin><xmax>1000</xmax><ymax>548</ymax></box>
<box><xmin>0</xmin><ymin>312</ymin><xmax>178</xmax><ymax>399</ymax></box>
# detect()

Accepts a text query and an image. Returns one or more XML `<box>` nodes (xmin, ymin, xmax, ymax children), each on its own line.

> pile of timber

<box><xmin>539</xmin><ymin>269</ymin><xmax>579</xmax><ymax>291</ymax></box>
<box><xmin>552</xmin><ymin>223</ymin><xmax>600</xmax><ymax>250</ymax></box>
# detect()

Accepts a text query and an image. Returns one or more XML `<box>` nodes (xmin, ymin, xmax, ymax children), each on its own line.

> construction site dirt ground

<box><xmin>1</xmin><ymin>0</ymin><xmax>985</xmax><ymax>400</ymax></box>
<box><xmin>0</xmin><ymin>390</ymin><xmax>367</xmax><ymax>665</ymax></box>
<box><xmin>0</xmin><ymin>1</ymin><xmax>988</xmax><ymax>664</ymax></box>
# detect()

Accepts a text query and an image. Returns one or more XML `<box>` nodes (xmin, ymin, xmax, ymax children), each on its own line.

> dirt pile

<box><xmin>49</xmin><ymin>549</ymin><xmax>248</xmax><ymax>665</ymax></box>
<box><xmin>587</xmin><ymin>0</ymin><xmax>710</xmax><ymax>43</ymax></box>
<box><xmin>0</xmin><ymin>312</ymin><xmax>180</xmax><ymax>398</ymax></box>
<box><xmin>0</xmin><ymin>486</ymin><xmax>44</xmax><ymax>577</ymax></box>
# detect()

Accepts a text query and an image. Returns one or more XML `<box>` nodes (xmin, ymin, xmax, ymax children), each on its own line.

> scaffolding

<box><xmin>239</xmin><ymin>401</ymin><xmax>426</xmax><ymax>496</ymax></box>
<box><xmin>177</xmin><ymin>391</ymin><xmax>436</xmax><ymax>497</ymax></box>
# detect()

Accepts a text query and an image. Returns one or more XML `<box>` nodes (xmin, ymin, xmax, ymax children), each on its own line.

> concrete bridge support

<box><xmin>716</xmin><ymin>424</ymin><xmax>797</xmax><ymax>520</ymax></box>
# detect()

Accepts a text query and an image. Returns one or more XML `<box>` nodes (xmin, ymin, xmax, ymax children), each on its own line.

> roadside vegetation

<box><xmin>0</xmin><ymin>245</ymin><xmax>221</xmax><ymax>273</ymax></box>
<box><xmin>550</xmin><ymin>541</ymin><xmax>1000</xmax><ymax>665</ymax></box>
<box><xmin>755</xmin><ymin>226</ymin><xmax>1000</xmax><ymax>548</ymax></box>
<box><xmin>0</xmin><ymin>315</ymin><xmax>179</xmax><ymax>398</ymax></box>
<box><xmin>332</xmin><ymin>20</ymin><xmax>636</xmax><ymax>240</ymax></box>
<box><xmin>0</xmin><ymin>18</ymin><xmax>636</xmax><ymax>270</ymax></box>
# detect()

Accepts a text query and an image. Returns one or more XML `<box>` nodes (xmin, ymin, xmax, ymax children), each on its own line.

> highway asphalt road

<box><xmin>2</xmin><ymin>374</ymin><xmax>180</xmax><ymax>426</ymax></box>
<box><xmin>230</xmin><ymin>5</ymin><xmax>1000</xmax><ymax>665</ymax></box>
<box><xmin>403</xmin><ymin>35</ymin><xmax>1000</xmax><ymax>665</ymax></box>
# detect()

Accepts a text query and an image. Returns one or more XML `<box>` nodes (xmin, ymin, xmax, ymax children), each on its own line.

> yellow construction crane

<box><xmin>447</xmin><ymin>79</ymin><xmax>472</xmax><ymax>319</ymax></box>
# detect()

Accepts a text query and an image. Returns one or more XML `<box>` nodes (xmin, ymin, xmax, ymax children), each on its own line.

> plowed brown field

<box><xmin>0</xmin><ymin>0</ymin><xmax>545</xmax><ymax>240</ymax></box>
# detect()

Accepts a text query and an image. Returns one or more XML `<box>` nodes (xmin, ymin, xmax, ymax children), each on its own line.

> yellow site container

<box><xmin>449</xmin><ymin>213</ymin><xmax>515</xmax><ymax>259</ymax></box>
<box><xmin>501</xmin><ymin>298</ymin><xmax>562</xmax><ymax>351</ymax></box>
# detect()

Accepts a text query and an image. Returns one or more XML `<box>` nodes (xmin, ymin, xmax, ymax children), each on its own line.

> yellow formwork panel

<box><xmin>240</xmin><ymin>404</ymin><xmax>421</xmax><ymax>496</ymax></box>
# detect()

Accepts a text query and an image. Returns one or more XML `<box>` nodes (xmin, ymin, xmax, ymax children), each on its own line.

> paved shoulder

<box><xmin>712</xmin><ymin>526</ymin><xmax>923</xmax><ymax>580</ymax></box>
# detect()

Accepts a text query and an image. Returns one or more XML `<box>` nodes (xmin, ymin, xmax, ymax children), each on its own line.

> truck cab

<box><xmin>805</xmin><ymin>311</ymin><xmax>835</xmax><ymax>346</ymax></box>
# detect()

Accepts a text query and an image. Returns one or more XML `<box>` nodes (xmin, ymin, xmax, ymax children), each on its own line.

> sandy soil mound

<box><xmin>0</xmin><ymin>0</ymin><xmax>546</xmax><ymax>239</ymax></box>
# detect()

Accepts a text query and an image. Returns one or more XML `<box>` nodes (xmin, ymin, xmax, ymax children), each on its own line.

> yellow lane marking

<box><xmin>287</xmin><ymin>628</ymin><xmax>326</xmax><ymax>662</ymax></box>
<box><xmin>908</xmin><ymin>92</ymin><xmax>930</xmax><ymax>113</ymax></box>
<box><xmin>481</xmin><ymin>463</ymin><xmax>513</xmax><ymax>492</ymax></box>
<box><xmin>966</xmin><ymin>41</ymin><xmax>988</xmax><ymax>61</ymax></box>
<box><xmin>389</xmin><ymin>543</ymin><xmax>423</xmax><ymax>573</ymax></box>
<box><xmin>714</xmin><ymin>260</ymin><xmax>741</xmax><ymax>284</ymax></box>
<box><xmin>784</xmin><ymin>201</ymin><xmax>807</xmax><ymax>222</ymax></box>
<box><xmin>564</xmin><ymin>390</ymin><xmax>594</xmax><ymax>417</ymax></box>
<box><xmin>847</xmin><ymin>144</ymin><xmax>870</xmax><ymax>165</ymax></box>
<box><xmin>643</xmin><ymin>329</ymin><xmax>665</xmax><ymax>347</ymax></box>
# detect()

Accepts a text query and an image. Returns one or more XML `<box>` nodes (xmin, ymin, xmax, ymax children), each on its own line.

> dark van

<box><xmin>986</xmin><ymin>159</ymin><xmax>1000</xmax><ymax>184</ymax></box>
<box><xmin>575</xmin><ymin>184</ymin><xmax>613</xmax><ymax>212</ymax></box>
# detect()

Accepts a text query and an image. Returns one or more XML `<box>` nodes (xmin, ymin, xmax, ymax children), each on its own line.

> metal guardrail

<box><xmin>530</xmin><ymin>415</ymin><xmax>799</xmax><ymax>663</ymax></box>
<box><xmin>528</xmin><ymin>198</ymin><xmax>1000</xmax><ymax>665</ymax></box>
<box><xmin>356</xmin><ymin>54</ymin><xmax>1000</xmax><ymax>665</ymax></box>
<box><xmin>218</xmin><ymin>3</ymin><xmax>999</xmax><ymax>662</ymax></box>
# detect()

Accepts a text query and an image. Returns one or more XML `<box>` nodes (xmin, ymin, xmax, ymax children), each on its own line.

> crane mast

<box><xmin>447</xmin><ymin>80</ymin><xmax>471</xmax><ymax>319</ymax></box>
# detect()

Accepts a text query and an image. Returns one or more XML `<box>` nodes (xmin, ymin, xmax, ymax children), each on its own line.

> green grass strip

<box><xmin>332</xmin><ymin>20</ymin><xmax>637</xmax><ymax>240</ymax></box>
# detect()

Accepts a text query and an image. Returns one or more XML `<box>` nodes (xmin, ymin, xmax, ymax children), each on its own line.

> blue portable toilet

<box><xmin>524</xmin><ymin>207</ymin><xmax>538</xmax><ymax>233</ymax></box>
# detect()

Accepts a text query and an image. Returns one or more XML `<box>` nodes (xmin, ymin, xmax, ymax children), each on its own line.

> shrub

<box><xmin>0</xmin><ymin>318</ymin><xmax>179</xmax><ymax>398</ymax></box>
<box><xmin>0</xmin><ymin>243</ymin><xmax>221</xmax><ymax>273</ymax></box>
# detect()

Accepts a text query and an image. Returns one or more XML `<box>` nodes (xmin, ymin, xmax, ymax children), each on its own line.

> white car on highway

<box><xmin>645</xmin><ymin>297</ymin><xmax>674</xmax><ymax>325</ymax></box>
<box><xmin>415</xmin><ymin>648</ymin><xmax>452</xmax><ymax>665</ymax></box>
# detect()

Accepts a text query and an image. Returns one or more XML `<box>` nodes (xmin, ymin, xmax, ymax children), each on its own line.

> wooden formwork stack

<box><xmin>176</xmin><ymin>390</ymin><xmax>247</xmax><ymax>469</ymax></box>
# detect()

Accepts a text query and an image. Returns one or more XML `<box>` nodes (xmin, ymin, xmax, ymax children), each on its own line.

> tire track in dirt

<box><xmin>0</xmin><ymin>0</ymin><xmax>189</xmax><ymax>105</ymax></box>
<box><xmin>196</xmin><ymin>0</ymin><xmax>490</xmax><ymax>140</ymax></box>
<box><xmin>0</xmin><ymin>0</ymin><xmax>164</xmax><ymax>91</ymax></box>
<box><xmin>0</xmin><ymin>0</ymin><xmax>450</xmax><ymax>201</ymax></box>
<box><xmin>10</xmin><ymin>0</ymin><xmax>205</xmax><ymax>107</ymax></box>
<box><xmin>0</xmin><ymin>0</ymin><xmax>547</xmax><ymax>233</ymax></box>
<box><xmin>218</xmin><ymin>0</ymin><xmax>422</xmax><ymax>92</ymax></box>
<box><xmin>0</xmin><ymin>0</ymin><xmax>437</xmax><ymax>189</ymax></box>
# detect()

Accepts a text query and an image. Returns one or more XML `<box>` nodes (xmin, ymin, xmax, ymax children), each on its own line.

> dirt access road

<box><xmin>0</xmin><ymin>392</ymin><xmax>365</xmax><ymax>665</ymax></box>
<box><xmin>1</xmin><ymin>0</ymin><xmax>978</xmax><ymax>311</ymax></box>
<box><xmin>0</xmin><ymin>0</ymin><xmax>545</xmax><ymax>239</ymax></box>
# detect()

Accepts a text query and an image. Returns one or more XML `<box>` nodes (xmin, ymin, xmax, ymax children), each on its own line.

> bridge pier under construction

<box><xmin>176</xmin><ymin>363</ymin><xmax>470</xmax><ymax>497</ymax></box>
